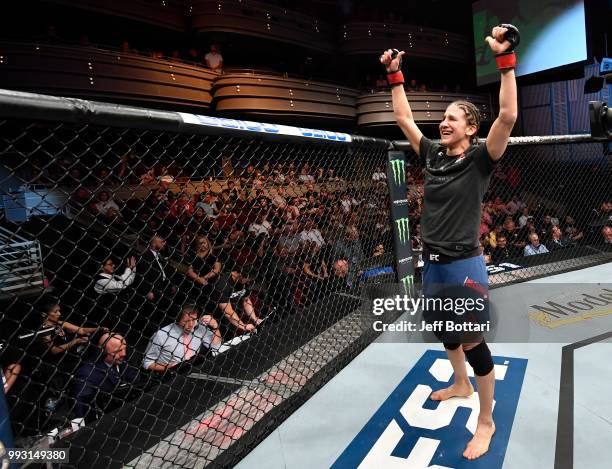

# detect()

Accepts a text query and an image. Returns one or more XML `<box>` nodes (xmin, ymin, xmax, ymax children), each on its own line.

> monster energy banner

<box><xmin>387</xmin><ymin>151</ymin><xmax>414</xmax><ymax>294</ymax></box>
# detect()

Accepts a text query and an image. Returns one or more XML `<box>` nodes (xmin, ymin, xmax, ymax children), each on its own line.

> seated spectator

<box><xmin>372</xmin><ymin>243</ymin><xmax>386</xmax><ymax>257</ymax></box>
<box><xmin>333</xmin><ymin>225</ymin><xmax>365</xmax><ymax>286</ymax></box>
<box><xmin>407</xmin><ymin>79</ymin><xmax>418</xmax><ymax>92</ymax></box>
<box><xmin>95</xmin><ymin>191</ymin><xmax>120</xmax><ymax>217</ymax></box>
<box><xmin>94</xmin><ymin>256</ymin><xmax>136</xmax><ymax>295</ymax></box>
<box><xmin>524</xmin><ymin>233</ymin><xmax>549</xmax><ymax>256</ymax></box>
<box><xmin>196</xmin><ymin>193</ymin><xmax>219</xmax><ymax>218</ymax></box>
<box><xmin>479</xmin><ymin>242</ymin><xmax>492</xmax><ymax>264</ymax></box>
<box><xmin>563</xmin><ymin>216</ymin><xmax>584</xmax><ymax>243</ymax></box>
<box><xmin>603</xmin><ymin>226</ymin><xmax>612</xmax><ymax>244</ymax></box>
<box><xmin>36</xmin><ymin>302</ymin><xmax>106</xmax><ymax>399</ymax></box>
<box><xmin>272</xmin><ymin>187</ymin><xmax>288</xmax><ymax>209</ymax></box>
<box><xmin>1</xmin><ymin>342</ymin><xmax>21</xmax><ymax>395</ymax></box>
<box><xmin>299</xmin><ymin>242</ymin><xmax>329</xmax><ymax>304</ymax></box>
<box><xmin>547</xmin><ymin>226</ymin><xmax>571</xmax><ymax>251</ymax></box>
<box><xmin>248</xmin><ymin>212</ymin><xmax>272</xmax><ymax>237</ymax></box>
<box><xmin>186</xmin><ymin>236</ymin><xmax>222</xmax><ymax>304</ymax></box>
<box><xmin>327</xmin><ymin>259</ymin><xmax>352</xmax><ymax>293</ymax></box>
<box><xmin>143</xmin><ymin>305</ymin><xmax>222</xmax><ymax>373</ymax></box>
<box><xmin>518</xmin><ymin>207</ymin><xmax>531</xmax><ymax>228</ymax></box>
<box><xmin>213</xmin><ymin>269</ymin><xmax>262</xmax><ymax>336</ymax></box>
<box><xmin>72</xmin><ymin>333</ymin><xmax>140</xmax><ymax>421</ymax></box>
<box><xmin>537</xmin><ymin>214</ymin><xmax>554</xmax><ymax>242</ymax></box>
<box><xmin>502</xmin><ymin>218</ymin><xmax>525</xmax><ymax>256</ymax></box>
<box><xmin>491</xmin><ymin>235</ymin><xmax>513</xmax><ymax>264</ymax></box>
<box><xmin>204</xmin><ymin>44</ymin><xmax>223</xmax><ymax>71</ymax></box>
<box><xmin>298</xmin><ymin>166</ymin><xmax>314</xmax><ymax>183</ymax></box>
<box><xmin>299</xmin><ymin>219</ymin><xmax>325</xmax><ymax>247</ymax></box>
<box><xmin>139</xmin><ymin>168</ymin><xmax>157</xmax><ymax>185</ymax></box>
<box><xmin>372</xmin><ymin>167</ymin><xmax>386</xmax><ymax>182</ymax></box>
<box><xmin>506</xmin><ymin>195</ymin><xmax>526</xmax><ymax>216</ymax></box>
<box><xmin>278</xmin><ymin>222</ymin><xmax>301</xmax><ymax>253</ymax></box>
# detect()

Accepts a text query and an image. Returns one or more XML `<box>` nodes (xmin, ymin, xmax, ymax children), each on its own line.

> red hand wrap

<box><xmin>495</xmin><ymin>51</ymin><xmax>516</xmax><ymax>70</ymax></box>
<box><xmin>386</xmin><ymin>71</ymin><xmax>404</xmax><ymax>86</ymax></box>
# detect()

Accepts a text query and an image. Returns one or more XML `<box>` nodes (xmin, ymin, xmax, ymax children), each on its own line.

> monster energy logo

<box><xmin>390</xmin><ymin>159</ymin><xmax>405</xmax><ymax>186</ymax></box>
<box><xmin>400</xmin><ymin>275</ymin><xmax>414</xmax><ymax>294</ymax></box>
<box><xmin>395</xmin><ymin>218</ymin><xmax>410</xmax><ymax>245</ymax></box>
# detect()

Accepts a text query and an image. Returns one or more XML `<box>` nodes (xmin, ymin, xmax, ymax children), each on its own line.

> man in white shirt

<box><xmin>94</xmin><ymin>257</ymin><xmax>136</xmax><ymax>294</ymax></box>
<box><xmin>204</xmin><ymin>44</ymin><xmax>223</xmax><ymax>71</ymax></box>
<box><xmin>372</xmin><ymin>167</ymin><xmax>387</xmax><ymax>182</ymax></box>
<box><xmin>299</xmin><ymin>219</ymin><xmax>325</xmax><ymax>247</ymax></box>
<box><xmin>524</xmin><ymin>233</ymin><xmax>549</xmax><ymax>256</ymax></box>
<box><xmin>143</xmin><ymin>305</ymin><xmax>221</xmax><ymax>372</ymax></box>
<box><xmin>248</xmin><ymin>212</ymin><xmax>272</xmax><ymax>237</ymax></box>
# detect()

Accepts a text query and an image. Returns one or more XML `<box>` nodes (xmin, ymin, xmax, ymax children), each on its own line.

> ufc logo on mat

<box><xmin>332</xmin><ymin>350</ymin><xmax>527</xmax><ymax>469</ymax></box>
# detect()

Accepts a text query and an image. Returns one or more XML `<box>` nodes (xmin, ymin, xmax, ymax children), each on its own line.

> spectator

<box><xmin>299</xmin><ymin>218</ymin><xmax>325</xmax><ymax>247</ymax></box>
<box><xmin>248</xmin><ymin>212</ymin><xmax>272</xmax><ymax>237</ymax></box>
<box><xmin>95</xmin><ymin>191</ymin><xmax>120</xmax><ymax>217</ymax></box>
<box><xmin>603</xmin><ymin>226</ymin><xmax>612</xmax><ymax>244</ymax></box>
<box><xmin>272</xmin><ymin>187</ymin><xmax>288</xmax><ymax>209</ymax></box>
<box><xmin>524</xmin><ymin>233</ymin><xmax>549</xmax><ymax>256</ymax></box>
<box><xmin>299</xmin><ymin>242</ymin><xmax>329</xmax><ymax>304</ymax></box>
<box><xmin>139</xmin><ymin>168</ymin><xmax>157</xmax><ymax>185</ymax></box>
<box><xmin>502</xmin><ymin>217</ymin><xmax>525</xmax><ymax>256</ymax></box>
<box><xmin>94</xmin><ymin>257</ymin><xmax>136</xmax><ymax>295</ymax></box>
<box><xmin>407</xmin><ymin>79</ymin><xmax>418</xmax><ymax>92</ymax></box>
<box><xmin>479</xmin><ymin>242</ymin><xmax>492</xmax><ymax>264</ymax></box>
<box><xmin>547</xmin><ymin>226</ymin><xmax>570</xmax><ymax>251</ymax></box>
<box><xmin>187</xmin><ymin>48</ymin><xmax>199</xmax><ymax>62</ymax></box>
<box><xmin>506</xmin><ymin>195</ymin><xmax>525</xmax><ymax>216</ymax></box>
<box><xmin>333</xmin><ymin>225</ymin><xmax>365</xmax><ymax>286</ymax></box>
<box><xmin>372</xmin><ymin>167</ymin><xmax>387</xmax><ymax>182</ymax></box>
<box><xmin>518</xmin><ymin>208</ymin><xmax>531</xmax><ymax>229</ymax></box>
<box><xmin>143</xmin><ymin>305</ymin><xmax>222</xmax><ymax>372</ymax></box>
<box><xmin>186</xmin><ymin>236</ymin><xmax>222</xmax><ymax>304</ymax></box>
<box><xmin>0</xmin><ymin>342</ymin><xmax>21</xmax><ymax>395</ymax></box>
<box><xmin>278</xmin><ymin>222</ymin><xmax>301</xmax><ymax>253</ymax></box>
<box><xmin>326</xmin><ymin>259</ymin><xmax>353</xmax><ymax>293</ymax></box>
<box><xmin>298</xmin><ymin>166</ymin><xmax>314</xmax><ymax>183</ymax></box>
<box><xmin>538</xmin><ymin>214</ymin><xmax>554</xmax><ymax>242</ymax></box>
<box><xmin>35</xmin><ymin>302</ymin><xmax>105</xmax><ymax>401</ymax></box>
<box><xmin>372</xmin><ymin>243</ymin><xmax>386</xmax><ymax>257</ymax></box>
<box><xmin>204</xmin><ymin>44</ymin><xmax>223</xmax><ymax>71</ymax></box>
<box><xmin>563</xmin><ymin>216</ymin><xmax>584</xmax><ymax>243</ymax></box>
<box><xmin>196</xmin><ymin>193</ymin><xmax>219</xmax><ymax>218</ymax></box>
<box><xmin>212</xmin><ymin>269</ymin><xmax>262</xmax><ymax>336</ymax></box>
<box><xmin>138</xmin><ymin>235</ymin><xmax>176</xmax><ymax>305</ymax></box>
<box><xmin>490</xmin><ymin>235</ymin><xmax>512</xmax><ymax>264</ymax></box>
<box><xmin>72</xmin><ymin>333</ymin><xmax>140</xmax><ymax>421</ymax></box>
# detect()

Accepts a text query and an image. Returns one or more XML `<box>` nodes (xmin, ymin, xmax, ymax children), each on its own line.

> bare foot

<box><xmin>463</xmin><ymin>420</ymin><xmax>496</xmax><ymax>460</ymax></box>
<box><xmin>430</xmin><ymin>381</ymin><xmax>474</xmax><ymax>401</ymax></box>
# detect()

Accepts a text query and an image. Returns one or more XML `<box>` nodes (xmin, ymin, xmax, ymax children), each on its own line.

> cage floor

<box><xmin>235</xmin><ymin>262</ymin><xmax>612</xmax><ymax>469</ymax></box>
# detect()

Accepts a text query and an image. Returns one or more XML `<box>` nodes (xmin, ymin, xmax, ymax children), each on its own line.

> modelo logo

<box><xmin>178</xmin><ymin>113</ymin><xmax>351</xmax><ymax>142</ymax></box>
<box><xmin>332</xmin><ymin>350</ymin><xmax>527</xmax><ymax>469</ymax></box>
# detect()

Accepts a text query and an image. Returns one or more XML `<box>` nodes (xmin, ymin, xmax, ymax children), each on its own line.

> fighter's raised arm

<box><xmin>380</xmin><ymin>49</ymin><xmax>424</xmax><ymax>156</ymax></box>
<box><xmin>485</xmin><ymin>24</ymin><xmax>519</xmax><ymax>161</ymax></box>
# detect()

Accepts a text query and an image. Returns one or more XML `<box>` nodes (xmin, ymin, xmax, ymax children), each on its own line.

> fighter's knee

<box><xmin>463</xmin><ymin>341</ymin><xmax>494</xmax><ymax>376</ymax></box>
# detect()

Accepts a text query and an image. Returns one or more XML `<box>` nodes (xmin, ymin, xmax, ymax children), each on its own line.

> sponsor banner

<box><xmin>486</xmin><ymin>262</ymin><xmax>523</xmax><ymax>274</ymax></box>
<box><xmin>387</xmin><ymin>151</ymin><xmax>414</xmax><ymax>294</ymax></box>
<box><xmin>332</xmin><ymin>350</ymin><xmax>527</xmax><ymax>469</ymax></box>
<box><xmin>178</xmin><ymin>113</ymin><xmax>351</xmax><ymax>142</ymax></box>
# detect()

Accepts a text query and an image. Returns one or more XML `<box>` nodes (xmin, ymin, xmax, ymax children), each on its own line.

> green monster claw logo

<box><xmin>395</xmin><ymin>218</ymin><xmax>410</xmax><ymax>245</ymax></box>
<box><xmin>390</xmin><ymin>159</ymin><xmax>405</xmax><ymax>186</ymax></box>
<box><xmin>400</xmin><ymin>275</ymin><xmax>414</xmax><ymax>294</ymax></box>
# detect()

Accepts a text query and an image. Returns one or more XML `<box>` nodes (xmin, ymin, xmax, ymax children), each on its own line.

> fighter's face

<box><xmin>439</xmin><ymin>104</ymin><xmax>475</xmax><ymax>147</ymax></box>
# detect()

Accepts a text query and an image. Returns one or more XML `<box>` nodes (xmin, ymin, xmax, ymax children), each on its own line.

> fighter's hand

<box><xmin>485</xmin><ymin>26</ymin><xmax>512</xmax><ymax>54</ymax></box>
<box><xmin>380</xmin><ymin>49</ymin><xmax>405</xmax><ymax>73</ymax></box>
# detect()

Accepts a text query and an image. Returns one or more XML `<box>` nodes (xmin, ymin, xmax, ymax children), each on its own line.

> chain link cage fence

<box><xmin>0</xmin><ymin>89</ymin><xmax>610</xmax><ymax>468</ymax></box>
